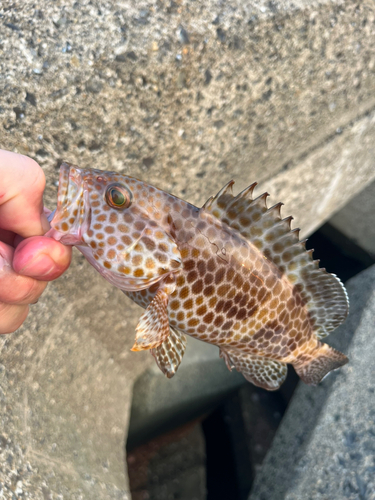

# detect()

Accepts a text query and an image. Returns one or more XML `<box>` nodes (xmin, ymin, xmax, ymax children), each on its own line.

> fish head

<box><xmin>48</xmin><ymin>163</ymin><xmax>182</xmax><ymax>291</ymax></box>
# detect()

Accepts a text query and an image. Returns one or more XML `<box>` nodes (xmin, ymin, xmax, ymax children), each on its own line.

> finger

<box><xmin>0</xmin><ymin>150</ymin><xmax>50</xmax><ymax>237</ymax></box>
<box><xmin>0</xmin><ymin>302</ymin><xmax>29</xmax><ymax>334</ymax></box>
<box><xmin>13</xmin><ymin>236</ymin><xmax>72</xmax><ymax>281</ymax></box>
<box><xmin>0</xmin><ymin>242</ymin><xmax>47</xmax><ymax>305</ymax></box>
<box><xmin>0</xmin><ymin>204</ymin><xmax>53</xmax><ymax>248</ymax></box>
<box><xmin>0</xmin><ymin>228</ymin><xmax>16</xmax><ymax>246</ymax></box>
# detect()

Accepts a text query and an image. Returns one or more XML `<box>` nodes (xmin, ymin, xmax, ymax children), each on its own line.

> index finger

<box><xmin>0</xmin><ymin>150</ymin><xmax>50</xmax><ymax>238</ymax></box>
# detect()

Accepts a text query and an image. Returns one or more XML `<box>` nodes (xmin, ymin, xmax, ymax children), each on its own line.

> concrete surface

<box><xmin>1</xmin><ymin>1</ymin><xmax>375</xmax><ymax>219</ymax></box>
<box><xmin>127</xmin><ymin>422</ymin><xmax>206</xmax><ymax>500</ymax></box>
<box><xmin>1</xmin><ymin>0</ymin><xmax>375</xmax><ymax>497</ymax></box>
<box><xmin>249</xmin><ymin>264</ymin><xmax>375</xmax><ymax>500</ymax></box>
<box><xmin>128</xmin><ymin>337</ymin><xmax>244</xmax><ymax>449</ymax></box>
<box><xmin>331</xmin><ymin>179</ymin><xmax>375</xmax><ymax>258</ymax></box>
<box><xmin>0</xmin><ymin>260</ymin><xmax>140</xmax><ymax>498</ymax></box>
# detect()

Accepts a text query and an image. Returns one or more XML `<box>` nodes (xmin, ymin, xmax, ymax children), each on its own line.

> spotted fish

<box><xmin>47</xmin><ymin>162</ymin><xmax>349</xmax><ymax>390</ymax></box>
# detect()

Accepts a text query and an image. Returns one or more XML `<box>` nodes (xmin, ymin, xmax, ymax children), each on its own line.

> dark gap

<box><xmin>202</xmin><ymin>398</ymin><xmax>242</xmax><ymax>500</ymax></box>
<box><xmin>306</xmin><ymin>223</ymin><xmax>374</xmax><ymax>282</ymax></box>
<box><xmin>202</xmin><ymin>379</ymin><xmax>296</xmax><ymax>500</ymax></box>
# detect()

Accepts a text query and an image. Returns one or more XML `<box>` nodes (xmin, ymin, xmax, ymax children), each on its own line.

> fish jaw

<box><xmin>46</xmin><ymin>162</ymin><xmax>91</xmax><ymax>246</ymax></box>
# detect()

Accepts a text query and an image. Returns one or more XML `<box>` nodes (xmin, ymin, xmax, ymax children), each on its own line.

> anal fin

<box><xmin>222</xmin><ymin>349</ymin><xmax>287</xmax><ymax>391</ymax></box>
<box><xmin>151</xmin><ymin>327</ymin><xmax>187</xmax><ymax>378</ymax></box>
<box><xmin>132</xmin><ymin>287</ymin><xmax>170</xmax><ymax>351</ymax></box>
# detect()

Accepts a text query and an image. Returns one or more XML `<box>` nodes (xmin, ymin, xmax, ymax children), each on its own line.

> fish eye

<box><xmin>105</xmin><ymin>184</ymin><xmax>132</xmax><ymax>209</ymax></box>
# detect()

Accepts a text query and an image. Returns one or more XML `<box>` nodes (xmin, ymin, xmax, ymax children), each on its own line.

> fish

<box><xmin>46</xmin><ymin>162</ymin><xmax>349</xmax><ymax>391</ymax></box>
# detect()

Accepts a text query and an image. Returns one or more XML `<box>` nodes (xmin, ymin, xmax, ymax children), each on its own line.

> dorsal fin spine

<box><xmin>282</xmin><ymin>216</ymin><xmax>293</xmax><ymax>229</ymax></box>
<box><xmin>266</xmin><ymin>202</ymin><xmax>283</xmax><ymax>218</ymax></box>
<box><xmin>202</xmin><ymin>196</ymin><xmax>214</xmax><ymax>210</ymax></box>
<box><xmin>298</xmin><ymin>239</ymin><xmax>307</xmax><ymax>250</ymax></box>
<box><xmin>237</xmin><ymin>182</ymin><xmax>257</xmax><ymax>200</ymax></box>
<box><xmin>202</xmin><ymin>180</ymin><xmax>235</xmax><ymax>210</ymax></box>
<box><xmin>251</xmin><ymin>192</ymin><xmax>269</xmax><ymax>208</ymax></box>
<box><xmin>291</xmin><ymin>228</ymin><xmax>300</xmax><ymax>238</ymax></box>
<box><xmin>216</xmin><ymin>180</ymin><xmax>235</xmax><ymax>199</ymax></box>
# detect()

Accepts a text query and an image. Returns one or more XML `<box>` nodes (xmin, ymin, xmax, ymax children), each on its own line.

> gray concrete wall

<box><xmin>1</xmin><ymin>0</ymin><xmax>375</xmax><ymax>497</ymax></box>
<box><xmin>330</xmin><ymin>179</ymin><xmax>375</xmax><ymax>258</ymax></box>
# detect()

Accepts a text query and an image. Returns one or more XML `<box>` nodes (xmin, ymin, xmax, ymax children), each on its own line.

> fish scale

<box><xmin>47</xmin><ymin>162</ymin><xmax>349</xmax><ymax>391</ymax></box>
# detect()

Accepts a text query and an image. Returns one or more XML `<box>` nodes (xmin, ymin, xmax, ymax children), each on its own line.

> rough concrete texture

<box><xmin>249</xmin><ymin>264</ymin><xmax>375</xmax><ymax>500</ymax></box>
<box><xmin>1</xmin><ymin>1</ymin><xmax>375</xmax><ymax>218</ymax></box>
<box><xmin>331</xmin><ymin>179</ymin><xmax>375</xmax><ymax>258</ymax></box>
<box><xmin>1</xmin><ymin>0</ymin><xmax>375</xmax><ymax>497</ymax></box>
<box><xmin>0</xmin><ymin>261</ymin><xmax>142</xmax><ymax>498</ymax></box>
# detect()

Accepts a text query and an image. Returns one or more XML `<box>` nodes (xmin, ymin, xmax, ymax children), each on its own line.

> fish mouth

<box><xmin>57</xmin><ymin>162</ymin><xmax>81</xmax><ymax>209</ymax></box>
<box><xmin>47</xmin><ymin>162</ymin><xmax>90</xmax><ymax>245</ymax></box>
<box><xmin>57</xmin><ymin>162</ymin><xmax>71</xmax><ymax>207</ymax></box>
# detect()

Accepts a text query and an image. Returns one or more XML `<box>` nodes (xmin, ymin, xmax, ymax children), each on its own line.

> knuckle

<box><xmin>21</xmin><ymin>155</ymin><xmax>46</xmax><ymax>195</ymax></box>
<box><xmin>3</xmin><ymin>277</ymin><xmax>46</xmax><ymax>305</ymax></box>
<box><xmin>0</xmin><ymin>303</ymin><xmax>29</xmax><ymax>334</ymax></box>
<box><xmin>18</xmin><ymin>279</ymin><xmax>46</xmax><ymax>304</ymax></box>
<box><xmin>29</xmin><ymin>164</ymin><xmax>46</xmax><ymax>195</ymax></box>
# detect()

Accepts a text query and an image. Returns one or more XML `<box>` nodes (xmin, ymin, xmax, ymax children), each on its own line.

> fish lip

<box><xmin>57</xmin><ymin>162</ymin><xmax>71</xmax><ymax>207</ymax></box>
<box><xmin>54</xmin><ymin>161</ymin><xmax>81</xmax><ymax>213</ymax></box>
<box><xmin>48</xmin><ymin>162</ymin><xmax>89</xmax><ymax>245</ymax></box>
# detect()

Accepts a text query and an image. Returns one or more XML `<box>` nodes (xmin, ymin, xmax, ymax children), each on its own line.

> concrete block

<box><xmin>0</xmin><ymin>259</ymin><xmax>141</xmax><ymax>498</ymax></box>
<box><xmin>330</xmin><ymin>179</ymin><xmax>375</xmax><ymax>258</ymax></box>
<box><xmin>127</xmin><ymin>423</ymin><xmax>206</xmax><ymax>500</ymax></box>
<box><xmin>249</xmin><ymin>264</ymin><xmax>375</xmax><ymax>500</ymax></box>
<box><xmin>1</xmin><ymin>0</ymin><xmax>375</xmax><ymax>219</ymax></box>
<box><xmin>128</xmin><ymin>337</ymin><xmax>244</xmax><ymax>449</ymax></box>
<box><xmin>256</xmin><ymin>109</ymin><xmax>375</xmax><ymax>238</ymax></box>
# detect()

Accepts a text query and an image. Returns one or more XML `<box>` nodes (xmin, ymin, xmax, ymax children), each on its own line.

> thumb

<box><xmin>13</xmin><ymin>236</ymin><xmax>72</xmax><ymax>281</ymax></box>
<box><xmin>0</xmin><ymin>150</ymin><xmax>48</xmax><ymax>237</ymax></box>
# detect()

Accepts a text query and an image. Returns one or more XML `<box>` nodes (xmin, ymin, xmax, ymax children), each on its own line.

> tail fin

<box><xmin>295</xmin><ymin>343</ymin><xmax>348</xmax><ymax>386</ymax></box>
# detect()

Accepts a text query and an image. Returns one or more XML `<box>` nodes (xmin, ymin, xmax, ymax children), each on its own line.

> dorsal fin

<box><xmin>202</xmin><ymin>181</ymin><xmax>349</xmax><ymax>339</ymax></box>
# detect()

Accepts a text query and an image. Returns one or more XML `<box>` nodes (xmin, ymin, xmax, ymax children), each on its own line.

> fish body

<box><xmin>48</xmin><ymin>163</ymin><xmax>349</xmax><ymax>390</ymax></box>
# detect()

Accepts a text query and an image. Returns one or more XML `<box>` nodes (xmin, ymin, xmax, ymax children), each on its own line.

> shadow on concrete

<box><xmin>249</xmin><ymin>265</ymin><xmax>375</xmax><ymax>500</ymax></box>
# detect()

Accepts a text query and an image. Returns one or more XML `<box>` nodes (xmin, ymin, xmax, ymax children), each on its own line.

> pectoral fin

<box><xmin>151</xmin><ymin>327</ymin><xmax>187</xmax><ymax>378</ymax></box>
<box><xmin>131</xmin><ymin>277</ymin><xmax>176</xmax><ymax>351</ymax></box>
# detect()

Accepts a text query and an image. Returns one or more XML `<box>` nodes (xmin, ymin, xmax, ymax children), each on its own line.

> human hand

<box><xmin>0</xmin><ymin>149</ymin><xmax>72</xmax><ymax>334</ymax></box>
